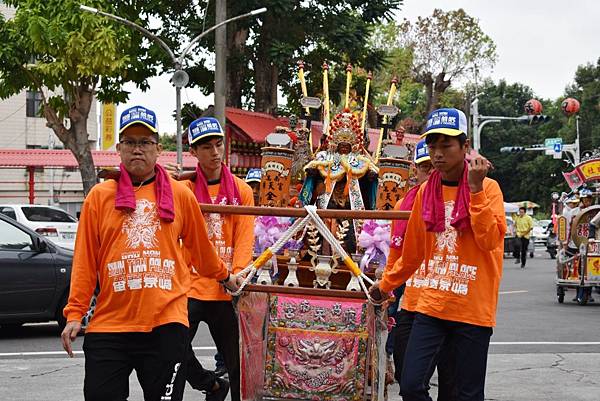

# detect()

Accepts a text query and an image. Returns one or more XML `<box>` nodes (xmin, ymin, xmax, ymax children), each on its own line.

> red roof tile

<box><xmin>226</xmin><ymin>107</ymin><xmax>282</xmax><ymax>142</ymax></box>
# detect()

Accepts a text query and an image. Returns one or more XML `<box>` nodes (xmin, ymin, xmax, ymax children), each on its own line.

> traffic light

<box><xmin>517</xmin><ymin>115</ymin><xmax>551</xmax><ymax>125</ymax></box>
<box><xmin>500</xmin><ymin>146</ymin><xmax>525</xmax><ymax>153</ymax></box>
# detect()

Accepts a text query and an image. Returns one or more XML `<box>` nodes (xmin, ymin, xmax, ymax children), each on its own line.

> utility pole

<box><xmin>214</xmin><ymin>0</ymin><xmax>227</xmax><ymax>129</ymax></box>
<box><xmin>80</xmin><ymin>4</ymin><xmax>265</xmax><ymax>165</ymax></box>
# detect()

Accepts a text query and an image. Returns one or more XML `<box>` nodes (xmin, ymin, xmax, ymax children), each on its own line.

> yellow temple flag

<box><xmin>101</xmin><ymin>103</ymin><xmax>116</xmax><ymax>150</ymax></box>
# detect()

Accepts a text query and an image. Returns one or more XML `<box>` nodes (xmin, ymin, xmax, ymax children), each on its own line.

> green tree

<box><xmin>564</xmin><ymin>58</ymin><xmax>600</xmax><ymax>152</ymax></box>
<box><xmin>156</xmin><ymin>0</ymin><xmax>402</xmax><ymax>115</ymax></box>
<box><xmin>0</xmin><ymin>0</ymin><xmax>158</xmax><ymax>194</ymax></box>
<box><xmin>477</xmin><ymin>79</ymin><xmax>567</xmax><ymax>211</ymax></box>
<box><xmin>382</xmin><ymin>9</ymin><xmax>497</xmax><ymax>117</ymax></box>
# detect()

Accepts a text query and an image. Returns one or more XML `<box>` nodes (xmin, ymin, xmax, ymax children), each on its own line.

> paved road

<box><xmin>1</xmin><ymin>248</ymin><xmax>599</xmax><ymax>400</ymax></box>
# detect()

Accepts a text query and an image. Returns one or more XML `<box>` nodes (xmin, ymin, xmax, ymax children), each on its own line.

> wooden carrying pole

<box><xmin>243</xmin><ymin>284</ymin><xmax>367</xmax><ymax>299</ymax></box>
<box><xmin>199</xmin><ymin>204</ymin><xmax>410</xmax><ymax>220</ymax></box>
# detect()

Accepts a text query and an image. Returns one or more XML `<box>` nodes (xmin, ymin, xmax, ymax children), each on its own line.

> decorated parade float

<box><xmin>555</xmin><ymin>150</ymin><xmax>600</xmax><ymax>305</ymax></box>
<box><xmin>197</xmin><ymin>62</ymin><xmax>416</xmax><ymax>400</ymax></box>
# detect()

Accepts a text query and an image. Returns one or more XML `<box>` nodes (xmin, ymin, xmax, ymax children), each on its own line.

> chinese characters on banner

<box><xmin>375</xmin><ymin>158</ymin><xmax>411</xmax><ymax>210</ymax></box>
<box><xmin>102</xmin><ymin>103</ymin><xmax>116</xmax><ymax>150</ymax></box>
<box><xmin>259</xmin><ymin>147</ymin><xmax>295</xmax><ymax>207</ymax></box>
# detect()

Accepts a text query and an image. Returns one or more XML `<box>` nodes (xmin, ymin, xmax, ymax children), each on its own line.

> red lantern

<box><xmin>524</xmin><ymin>99</ymin><xmax>543</xmax><ymax>115</ymax></box>
<box><xmin>561</xmin><ymin>98</ymin><xmax>580</xmax><ymax>116</ymax></box>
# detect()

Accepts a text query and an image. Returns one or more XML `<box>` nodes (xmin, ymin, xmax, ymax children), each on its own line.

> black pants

<box><xmin>393</xmin><ymin>309</ymin><xmax>455</xmax><ymax>401</ymax></box>
<box><xmin>401</xmin><ymin>313</ymin><xmax>492</xmax><ymax>401</ymax></box>
<box><xmin>516</xmin><ymin>237</ymin><xmax>529</xmax><ymax>266</ymax></box>
<box><xmin>82</xmin><ymin>323</ymin><xmax>188</xmax><ymax>401</ymax></box>
<box><xmin>187</xmin><ymin>298</ymin><xmax>240</xmax><ymax>401</ymax></box>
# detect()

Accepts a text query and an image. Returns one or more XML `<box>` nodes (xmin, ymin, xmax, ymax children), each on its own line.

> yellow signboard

<box><xmin>578</xmin><ymin>160</ymin><xmax>600</xmax><ymax>181</ymax></box>
<box><xmin>101</xmin><ymin>103</ymin><xmax>116</xmax><ymax>150</ymax></box>
<box><xmin>557</xmin><ymin>215</ymin><xmax>567</xmax><ymax>242</ymax></box>
<box><xmin>586</xmin><ymin>256</ymin><xmax>600</xmax><ymax>279</ymax></box>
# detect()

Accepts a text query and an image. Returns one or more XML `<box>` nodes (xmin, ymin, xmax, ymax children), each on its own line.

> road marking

<box><xmin>0</xmin><ymin>346</ymin><xmax>217</xmax><ymax>357</ymax></box>
<box><xmin>499</xmin><ymin>290</ymin><xmax>528</xmax><ymax>295</ymax></box>
<box><xmin>491</xmin><ymin>342</ymin><xmax>600</xmax><ymax>345</ymax></box>
<box><xmin>3</xmin><ymin>342</ymin><xmax>600</xmax><ymax>358</ymax></box>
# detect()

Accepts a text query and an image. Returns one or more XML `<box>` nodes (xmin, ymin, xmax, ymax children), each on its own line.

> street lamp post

<box><xmin>80</xmin><ymin>4</ymin><xmax>266</xmax><ymax>165</ymax></box>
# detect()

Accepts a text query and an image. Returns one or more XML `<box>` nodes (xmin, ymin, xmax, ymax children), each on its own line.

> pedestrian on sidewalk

<box><xmin>513</xmin><ymin>207</ymin><xmax>533</xmax><ymax>268</ymax></box>
<box><xmin>60</xmin><ymin>106</ymin><xmax>239</xmax><ymax>401</ymax></box>
<box><xmin>180</xmin><ymin>117</ymin><xmax>254</xmax><ymax>401</ymax></box>
<box><xmin>370</xmin><ymin>108</ymin><xmax>506</xmax><ymax>401</ymax></box>
<box><xmin>386</xmin><ymin>139</ymin><xmax>456</xmax><ymax>399</ymax></box>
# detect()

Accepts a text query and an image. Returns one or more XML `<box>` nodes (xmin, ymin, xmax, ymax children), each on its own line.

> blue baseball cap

<box><xmin>414</xmin><ymin>140</ymin><xmax>430</xmax><ymax>164</ymax></box>
<box><xmin>422</xmin><ymin>108</ymin><xmax>468</xmax><ymax>138</ymax></box>
<box><xmin>188</xmin><ymin>117</ymin><xmax>224</xmax><ymax>145</ymax></box>
<box><xmin>119</xmin><ymin>106</ymin><xmax>158</xmax><ymax>134</ymax></box>
<box><xmin>245</xmin><ymin>168</ymin><xmax>262</xmax><ymax>183</ymax></box>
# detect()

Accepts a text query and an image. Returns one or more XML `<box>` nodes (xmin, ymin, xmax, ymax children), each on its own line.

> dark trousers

<box><xmin>82</xmin><ymin>323</ymin><xmax>188</xmax><ymax>401</ymax></box>
<box><xmin>394</xmin><ymin>309</ymin><xmax>455</xmax><ymax>401</ymax></box>
<box><xmin>401</xmin><ymin>313</ymin><xmax>492</xmax><ymax>401</ymax></box>
<box><xmin>187</xmin><ymin>298</ymin><xmax>240</xmax><ymax>401</ymax></box>
<box><xmin>516</xmin><ymin>237</ymin><xmax>529</xmax><ymax>265</ymax></box>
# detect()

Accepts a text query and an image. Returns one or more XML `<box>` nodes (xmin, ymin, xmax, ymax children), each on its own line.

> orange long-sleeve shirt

<box><xmin>380</xmin><ymin>178</ymin><xmax>506</xmax><ymax>327</ymax></box>
<box><xmin>63</xmin><ymin>178</ymin><xmax>228</xmax><ymax>333</ymax></box>
<box><xmin>184</xmin><ymin>176</ymin><xmax>255</xmax><ymax>301</ymax></box>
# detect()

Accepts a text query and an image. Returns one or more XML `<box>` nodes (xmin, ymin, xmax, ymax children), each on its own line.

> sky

<box><xmin>117</xmin><ymin>0</ymin><xmax>600</xmax><ymax>134</ymax></box>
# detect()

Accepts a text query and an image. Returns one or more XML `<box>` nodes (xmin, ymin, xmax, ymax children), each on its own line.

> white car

<box><xmin>0</xmin><ymin>204</ymin><xmax>78</xmax><ymax>250</ymax></box>
<box><xmin>533</xmin><ymin>219</ymin><xmax>551</xmax><ymax>247</ymax></box>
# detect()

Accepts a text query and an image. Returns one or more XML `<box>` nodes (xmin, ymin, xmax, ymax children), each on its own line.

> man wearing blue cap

<box><xmin>180</xmin><ymin>117</ymin><xmax>254</xmax><ymax>401</ymax></box>
<box><xmin>385</xmin><ymin>139</ymin><xmax>456</xmax><ymax>398</ymax></box>
<box><xmin>371</xmin><ymin>108</ymin><xmax>505</xmax><ymax>401</ymax></box>
<box><xmin>245</xmin><ymin>168</ymin><xmax>262</xmax><ymax>205</ymax></box>
<box><xmin>61</xmin><ymin>106</ymin><xmax>238</xmax><ymax>401</ymax></box>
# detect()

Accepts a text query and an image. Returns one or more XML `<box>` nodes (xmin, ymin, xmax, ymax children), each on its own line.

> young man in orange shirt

<box><xmin>371</xmin><ymin>108</ymin><xmax>506</xmax><ymax>401</ymax></box>
<box><xmin>60</xmin><ymin>106</ymin><xmax>239</xmax><ymax>401</ymax></box>
<box><xmin>387</xmin><ymin>139</ymin><xmax>456</xmax><ymax>399</ymax></box>
<box><xmin>182</xmin><ymin>117</ymin><xmax>254</xmax><ymax>401</ymax></box>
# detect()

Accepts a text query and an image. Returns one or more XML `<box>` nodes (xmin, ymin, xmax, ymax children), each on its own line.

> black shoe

<box><xmin>514</xmin><ymin>259</ymin><xmax>520</xmax><ymax>264</ymax></box>
<box><xmin>205</xmin><ymin>377</ymin><xmax>229</xmax><ymax>401</ymax></box>
<box><xmin>521</xmin><ymin>263</ymin><xmax>525</xmax><ymax>268</ymax></box>
<box><xmin>572</xmin><ymin>297</ymin><xmax>578</xmax><ymax>302</ymax></box>
<box><xmin>214</xmin><ymin>365</ymin><xmax>228</xmax><ymax>378</ymax></box>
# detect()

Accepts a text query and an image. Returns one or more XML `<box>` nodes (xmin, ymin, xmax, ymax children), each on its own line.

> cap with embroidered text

<box><xmin>188</xmin><ymin>117</ymin><xmax>224</xmax><ymax>146</ymax></box>
<box><xmin>119</xmin><ymin>106</ymin><xmax>158</xmax><ymax>134</ymax></box>
<box><xmin>414</xmin><ymin>139</ymin><xmax>431</xmax><ymax>164</ymax></box>
<box><xmin>421</xmin><ymin>108</ymin><xmax>468</xmax><ymax>138</ymax></box>
<box><xmin>245</xmin><ymin>168</ymin><xmax>262</xmax><ymax>183</ymax></box>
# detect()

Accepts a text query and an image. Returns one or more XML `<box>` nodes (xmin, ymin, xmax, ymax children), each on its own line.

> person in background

<box><xmin>181</xmin><ymin>117</ymin><xmax>254</xmax><ymax>401</ymax></box>
<box><xmin>61</xmin><ymin>106</ymin><xmax>238</xmax><ymax>401</ymax></box>
<box><xmin>512</xmin><ymin>207</ymin><xmax>534</xmax><ymax>268</ymax></box>
<box><xmin>245</xmin><ymin>168</ymin><xmax>262</xmax><ymax>205</ymax></box>
<box><xmin>370</xmin><ymin>107</ymin><xmax>506</xmax><ymax>401</ymax></box>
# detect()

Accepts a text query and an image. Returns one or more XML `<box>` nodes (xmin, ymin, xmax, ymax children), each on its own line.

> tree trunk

<box><xmin>429</xmin><ymin>72</ymin><xmax>451</xmax><ymax>114</ymax></box>
<box><xmin>253</xmin><ymin>13</ymin><xmax>278</xmax><ymax>115</ymax></box>
<box><xmin>226</xmin><ymin>24</ymin><xmax>248</xmax><ymax>108</ymax></box>
<box><xmin>44</xmin><ymin>84</ymin><xmax>98</xmax><ymax>196</ymax></box>
<box><xmin>420</xmin><ymin>73</ymin><xmax>435</xmax><ymax>118</ymax></box>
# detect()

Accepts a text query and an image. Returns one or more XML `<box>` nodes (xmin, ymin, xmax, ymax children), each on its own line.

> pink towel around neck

<box><xmin>194</xmin><ymin>162</ymin><xmax>241</xmax><ymax>205</ymax></box>
<box><xmin>391</xmin><ymin>185</ymin><xmax>420</xmax><ymax>249</ymax></box>
<box><xmin>421</xmin><ymin>160</ymin><xmax>471</xmax><ymax>233</ymax></box>
<box><xmin>115</xmin><ymin>163</ymin><xmax>175</xmax><ymax>222</ymax></box>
